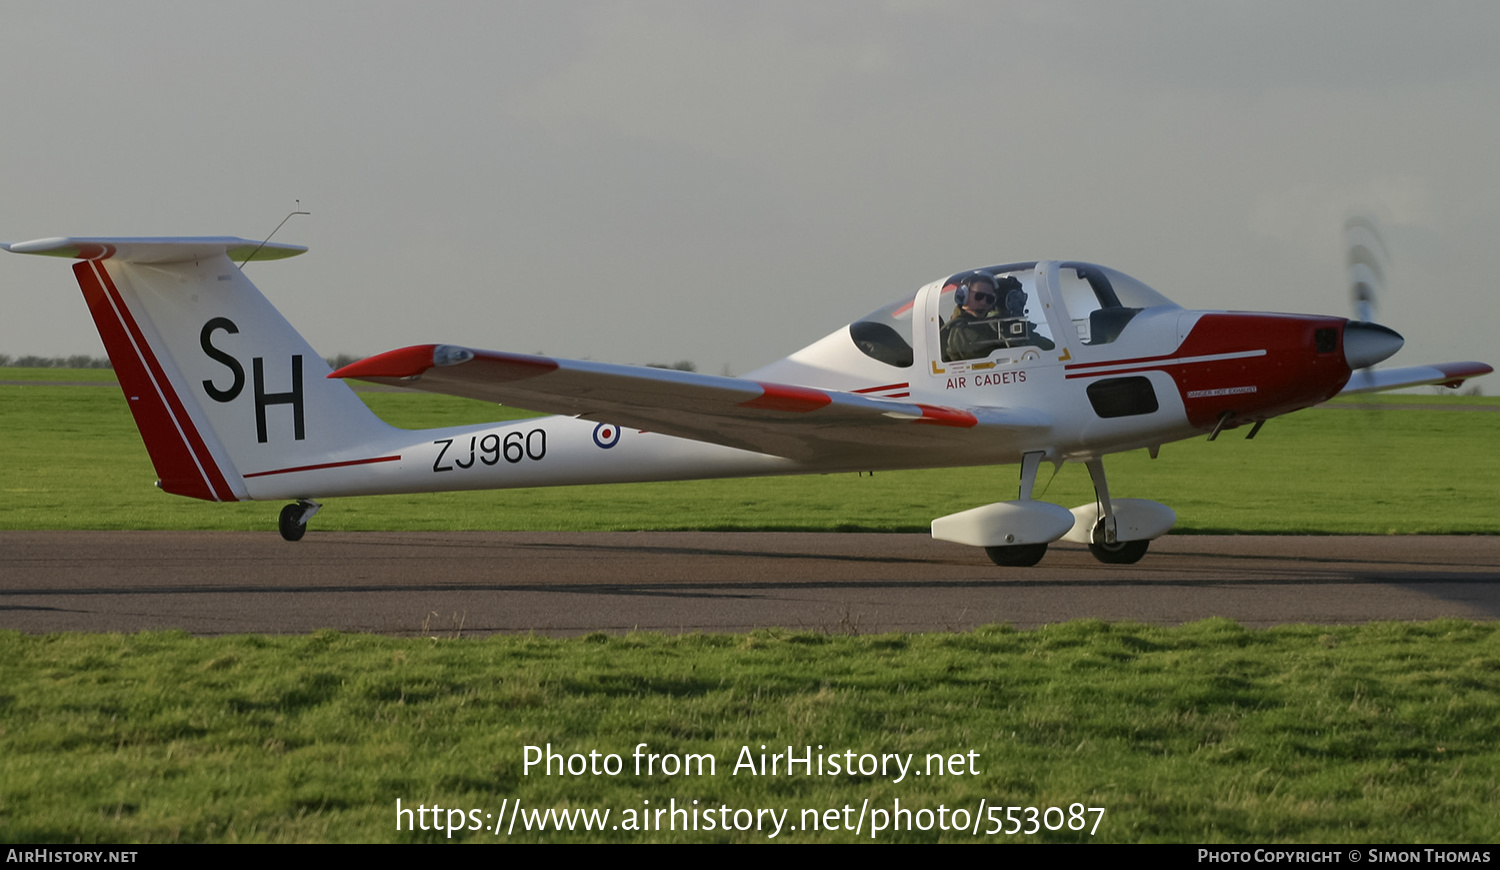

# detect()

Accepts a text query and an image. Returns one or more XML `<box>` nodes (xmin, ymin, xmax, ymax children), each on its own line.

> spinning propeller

<box><xmin>1342</xmin><ymin>216</ymin><xmax>1404</xmax><ymax>370</ymax></box>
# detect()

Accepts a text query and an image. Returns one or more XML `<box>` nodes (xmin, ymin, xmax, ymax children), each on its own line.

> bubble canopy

<box><xmin>847</xmin><ymin>262</ymin><xmax>1179</xmax><ymax>368</ymax></box>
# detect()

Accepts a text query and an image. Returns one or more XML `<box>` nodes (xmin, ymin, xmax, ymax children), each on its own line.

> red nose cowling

<box><xmin>1170</xmin><ymin>313</ymin><xmax>1366</xmax><ymax>431</ymax></box>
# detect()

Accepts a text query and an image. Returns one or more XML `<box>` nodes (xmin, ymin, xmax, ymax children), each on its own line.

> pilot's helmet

<box><xmin>998</xmin><ymin>276</ymin><xmax>1027</xmax><ymax>316</ymax></box>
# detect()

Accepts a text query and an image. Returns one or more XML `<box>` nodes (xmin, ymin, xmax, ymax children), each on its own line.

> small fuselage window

<box><xmin>848</xmin><ymin>292</ymin><xmax>918</xmax><ymax>368</ymax></box>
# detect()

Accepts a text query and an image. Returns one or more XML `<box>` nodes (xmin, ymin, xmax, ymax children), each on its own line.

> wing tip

<box><xmin>1339</xmin><ymin>360</ymin><xmax>1493</xmax><ymax>395</ymax></box>
<box><xmin>329</xmin><ymin>345</ymin><xmax>440</xmax><ymax>380</ymax></box>
<box><xmin>329</xmin><ymin>345</ymin><xmax>561</xmax><ymax>382</ymax></box>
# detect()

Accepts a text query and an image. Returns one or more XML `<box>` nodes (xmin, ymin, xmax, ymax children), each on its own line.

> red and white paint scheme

<box><xmin>5</xmin><ymin>238</ymin><xmax>1490</xmax><ymax>565</ymax></box>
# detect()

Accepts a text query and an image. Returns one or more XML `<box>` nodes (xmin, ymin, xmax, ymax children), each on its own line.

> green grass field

<box><xmin>3</xmin><ymin>621</ymin><xmax>1499</xmax><ymax>843</ymax></box>
<box><xmin>0</xmin><ymin>367</ymin><xmax>117</xmax><ymax>382</ymax></box>
<box><xmin>1</xmin><ymin>379</ymin><xmax>1495</xmax><ymax>534</ymax></box>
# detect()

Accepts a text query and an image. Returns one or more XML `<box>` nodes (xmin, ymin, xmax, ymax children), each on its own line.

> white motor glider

<box><xmin>4</xmin><ymin>236</ymin><xmax>1489</xmax><ymax>565</ymax></box>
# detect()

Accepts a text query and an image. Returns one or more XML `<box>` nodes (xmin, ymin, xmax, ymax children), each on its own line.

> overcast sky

<box><xmin>3</xmin><ymin>1</ymin><xmax>1497</xmax><ymax>378</ymax></box>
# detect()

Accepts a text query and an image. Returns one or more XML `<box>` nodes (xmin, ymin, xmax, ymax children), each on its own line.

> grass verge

<box><xmin>2</xmin><ymin>621</ymin><xmax>1497</xmax><ymax>843</ymax></box>
<box><xmin>2</xmin><ymin>382</ymin><xmax>1496</xmax><ymax>533</ymax></box>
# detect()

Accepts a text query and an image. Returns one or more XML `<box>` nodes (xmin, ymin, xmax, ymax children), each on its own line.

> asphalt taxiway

<box><xmin>2</xmin><ymin>531</ymin><xmax>1497</xmax><ymax>635</ymax></box>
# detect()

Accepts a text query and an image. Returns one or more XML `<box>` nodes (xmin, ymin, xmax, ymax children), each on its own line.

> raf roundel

<box><xmin>592</xmin><ymin>422</ymin><xmax>621</xmax><ymax>449</ymax></box>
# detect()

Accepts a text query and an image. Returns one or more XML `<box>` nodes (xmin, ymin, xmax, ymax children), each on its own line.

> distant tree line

<box><xmin>0</xmin><ymin>355</ymin><xmax>113</xmax><ymax>368</ymax></box>
<box><xmin>324</xmin><ymin>354</ymin><xmax>364</xmax><ymax>370</ymax></box>
<box><xmin>0</xmin><ymin>354</ymin><xmax>374</xmax><ymax>371</ymax></box>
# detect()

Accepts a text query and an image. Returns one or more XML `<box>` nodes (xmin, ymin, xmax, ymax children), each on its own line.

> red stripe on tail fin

<box><xmin>73</xmin><ymin>260</ymin><xmax>237</xmax><ymax>501</ymax></box>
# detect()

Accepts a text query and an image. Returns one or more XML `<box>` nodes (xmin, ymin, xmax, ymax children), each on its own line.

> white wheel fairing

<box><xmin>1062</xmin><ymin>498</ymin><xmax>1176</xmax><ymax>544</ymax></box>
<box><xmin>931</xmin><ymin>500</ymin><xmax>1076</xmax><ymax>548</ymax></box>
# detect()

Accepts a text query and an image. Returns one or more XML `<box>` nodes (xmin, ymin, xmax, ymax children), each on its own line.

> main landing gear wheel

<box><xmin>1088</xmin><ymin>538</ymin><xmax>1149</xmax><ymax>565</ymax></box>
<box><xmin>278</xmin><ymin>504</ymin><xmax>308</xmax><ymax>542</ymax></box>
<box><xmin>985</xmin><ymin>543</ymin><xmax>1048</xmax><ymax>567</ymax></box>
<box><xmin>1080</xmin><ymin>458</ymin><xmax>1154</xmax><ymax>565</ymax></box>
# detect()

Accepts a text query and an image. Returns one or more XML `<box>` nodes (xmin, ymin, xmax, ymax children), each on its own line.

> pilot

<box><xmin>943</xmin><ymin>274</ymin><xmax>1001</xmax><ymax>361</ymax></box>
<box><xmin>995</xmin><ymin>278</ymin><xmax>1055</xmax><ymax>351</ymax></box>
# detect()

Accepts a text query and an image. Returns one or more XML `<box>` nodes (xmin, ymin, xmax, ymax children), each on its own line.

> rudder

<box><xmin>10</xmin><ymin>237</ymin><xmax>397</xmax><ymax>502</ymax></box>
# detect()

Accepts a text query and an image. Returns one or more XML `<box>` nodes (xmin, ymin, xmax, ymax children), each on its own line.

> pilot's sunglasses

<box><xmin>971</xmin><ymin>291</ymin><xmax>995</xmax><ymax>302</ymax></box>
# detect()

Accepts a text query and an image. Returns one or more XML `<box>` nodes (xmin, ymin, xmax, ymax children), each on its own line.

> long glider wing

<box><xmin>1338</xmin><ymin>361</ymin><xmax>1492</xmax><ymax>395</ymax></box>
<box><xmin>331</xmin><ymin>344</ymin><xmax>1049</xmax><ymax>465</ymax></box>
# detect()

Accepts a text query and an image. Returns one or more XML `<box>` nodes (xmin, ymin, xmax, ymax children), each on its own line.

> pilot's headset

<box><xmin>998</xmin><ymin>276</ymin><xmax>1027</xmax><ymax>316</ymax></box>
<box><xmin>955</xmin><ymin>274</ymin><xmax>998</xmax><ymax>307</ymax></box>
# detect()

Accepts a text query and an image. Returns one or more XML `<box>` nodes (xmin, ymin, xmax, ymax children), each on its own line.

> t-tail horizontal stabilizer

<box><xmin>5</xmin><ymin>237</ymin><xmax>399</xmax><ymax>502</ymax></box>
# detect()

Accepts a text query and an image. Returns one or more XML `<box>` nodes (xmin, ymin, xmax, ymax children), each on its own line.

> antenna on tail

<box><xmin>238</xmin><ymin>200</ymin><xmax>310</xmax><ymax>269</ymax></box>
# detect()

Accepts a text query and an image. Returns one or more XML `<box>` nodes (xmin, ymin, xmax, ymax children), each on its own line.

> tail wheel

<box><xmin>278</xmin><ymin>504</ymin><xmax>308</xmax><ymax>542</ymax></box>
<box><xmin>985</xmin><ymin>543</ymin><xmax>1048</xmax><ymax>567</ymax></box>
<box><xmin>1088</xmin><ymin>538</ymin><xmax>1148</xmax><ymax>564</ymax></box>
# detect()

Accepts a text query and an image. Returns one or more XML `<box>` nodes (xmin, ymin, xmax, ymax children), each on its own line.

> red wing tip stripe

<box><xmin>245</xmin><ymin>455</ymin><xmax>402</xmax><ymax>478</ymax></box>
<box><xmin>330</xmin><ymin>345</ymin><xmax>440</xmax><ymax>379</ymax></box>
<box><xmin>1434</xmin><ymin>362</ymin><xmax>1494</xmax><ymax>380</ymax></box>
<box><xmin>76</xmin><ymin>243</ymin><xmax>117</xmax><ymax>261</ymax></box>
<box><xmin>912</xmin><ymin>404</ymin><xmax>978</xmax><ymax>428</ymax></box>
<box><xmin>330</xmin><ymin>346</ymin><xmax>561</xmax><ymax>381</ymax></box>
<box><xmin>740</xmin><ymin>383</ymin><xmax>833</xmax><ymax>413</ymax></box>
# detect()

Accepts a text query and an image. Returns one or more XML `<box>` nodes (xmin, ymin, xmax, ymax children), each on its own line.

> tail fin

<box><xmin>6</xmin><ymin>237</ymin><xmax>395</xmax><ymax>501</ymax></box>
